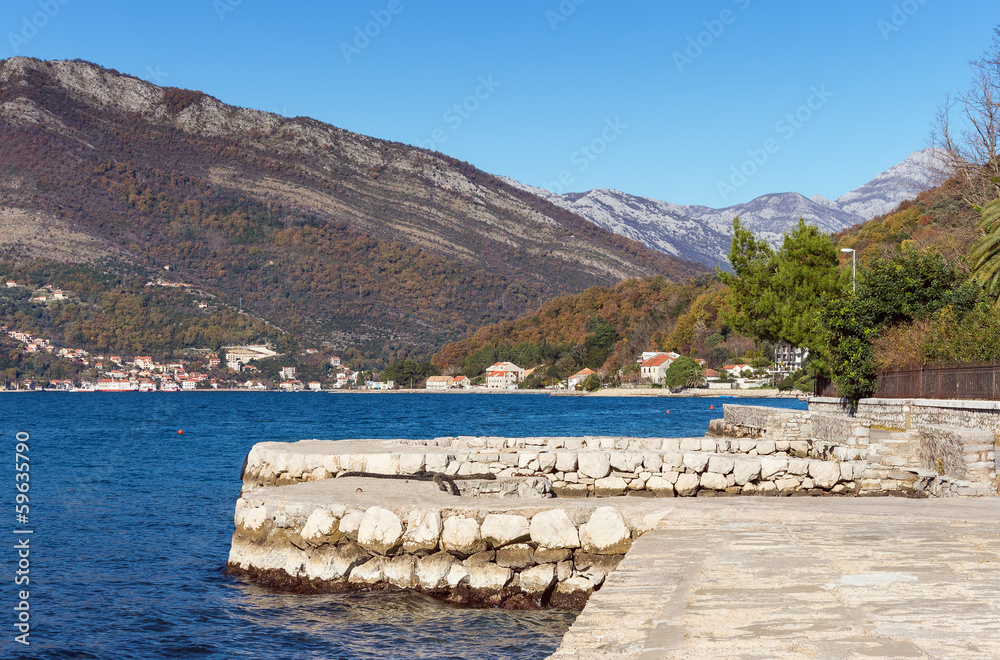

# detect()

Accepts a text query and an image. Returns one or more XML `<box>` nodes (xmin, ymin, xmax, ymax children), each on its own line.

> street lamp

<box><xmin>840</xmin><ymin>248</ymin><xmax>856</xmax><ymax>293</ymax></box>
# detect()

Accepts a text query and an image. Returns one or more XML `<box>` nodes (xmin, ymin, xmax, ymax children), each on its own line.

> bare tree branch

<box><xmin>933</xmin><ymin>26</ymin><xmax>1000</xmax><ymax>206</ymax></box>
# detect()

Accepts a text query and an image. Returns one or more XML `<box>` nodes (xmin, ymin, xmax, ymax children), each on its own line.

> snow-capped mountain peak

<box><xmin>507</xmin><ymin>149</ymin><xmax>944</xmax><ymax>269</ymax></box>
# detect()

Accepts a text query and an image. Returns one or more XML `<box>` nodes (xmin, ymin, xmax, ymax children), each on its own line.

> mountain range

<box><xmin>506</xmin><ymin>149</ymin><xmax>944</xmax><ymax>268</ymax></box>
<box><xmin>0</xmin><ymin>58</ymin><xmax>704</xmax><ymax>359</ymax></box>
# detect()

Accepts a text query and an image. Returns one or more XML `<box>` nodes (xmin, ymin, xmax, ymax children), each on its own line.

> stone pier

<box><xmin>227</xmin><ymin>399</ymin><xmax>999</xmax><ymax>656</ymax></box>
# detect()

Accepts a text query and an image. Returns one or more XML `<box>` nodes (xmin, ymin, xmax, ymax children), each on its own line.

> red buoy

<box><xmin>711</xmin><ymin>405</ymin><xmax>715</xmax><ymax>410</ymax></box>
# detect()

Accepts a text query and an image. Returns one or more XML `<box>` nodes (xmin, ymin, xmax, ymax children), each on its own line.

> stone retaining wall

<box><xmin>911</xmin><ymin>400</ymin><xmax>1000</xmax><ymax>436</ymax></box>
<box><xmin>918</xmin><ymin>424</ymin><xmax>996</xmax><ymax>483</ymax></box>
<box><xmin>227</xmin><ymin>492</ymin><xmax>639</xmax><ymax>610</ymax></box>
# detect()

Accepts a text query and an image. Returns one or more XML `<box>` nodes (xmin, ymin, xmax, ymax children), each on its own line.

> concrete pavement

<box><xmin>548</xmin><ymin>498</ymin><xmax>1000</xmax><ymax>659</ymax></box>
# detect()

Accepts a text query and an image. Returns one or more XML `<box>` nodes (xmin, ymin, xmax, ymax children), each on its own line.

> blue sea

<box><xmin>1</xmin><ymin>392</ymin><xmax>806</xmax><ymax>659</ymax></box>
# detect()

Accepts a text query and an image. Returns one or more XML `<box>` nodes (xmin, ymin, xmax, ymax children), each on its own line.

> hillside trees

<box><xmin>823</xmin><ymin>251</ymin><xmax>982</xmax><ymax>403</ymax></box>
<box><xmin>970</xmin><ymin>198</ymin><xmax>1000</xmax><ymax>304</ymax></box>
<box><xmin>663</xmin><ymin>356</ymin><xmax>706</xmax><ymax>389</ymax></box>
<box><xmin>720</xmin><ymin>218</ymin><xmax>843</xmax><ymax>377</ymax></box>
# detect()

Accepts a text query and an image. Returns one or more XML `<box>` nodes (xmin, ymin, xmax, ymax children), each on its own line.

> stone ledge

<box><xmin>913</xmin><ymin>399</ymin><xmax>1000</xmax><ymax>412</ymax></box>
<box><xmin>226</xmin><ymin>478</ymin><xmax>660</xmax><ymax>610</ymax></box>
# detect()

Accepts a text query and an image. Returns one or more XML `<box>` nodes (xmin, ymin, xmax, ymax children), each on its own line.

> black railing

<box><xmin>814</xmin><ymin>376</ymin><xmax>839</xmax><ymax>398</ymax></box>
<box><xmin>875</xmin><ymin>361</ymin><xmax>1000</xmax><ymax>401</ymax></box>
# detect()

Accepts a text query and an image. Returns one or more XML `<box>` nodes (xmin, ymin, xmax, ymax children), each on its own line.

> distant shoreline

<box><xmin>0</xmin><ymin>387</ymin><xmax>806</xmax><ymax>399</ymax></box>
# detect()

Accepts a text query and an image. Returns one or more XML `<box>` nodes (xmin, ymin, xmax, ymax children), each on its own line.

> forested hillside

<box><xmin>0</xmin><ymin>57</ymin><xmax>705</xmax><ymax>363</ymax></box>
<box><xmin>0</xmin><ymin>258</ymin><xmax>290</xmax><ymax>357</ymax></box>
<box><xmin>432</xmin><ymin>275</ymin><xmax>763</xmax><ymax>386</ymax></box>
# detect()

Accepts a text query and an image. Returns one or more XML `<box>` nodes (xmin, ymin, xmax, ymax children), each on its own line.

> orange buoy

<box><xmin>666</xmin><ymin>410</ymin><xmax>670</xmax><ymax>414</ymax></box>
<box><xmin>178</xmin><ymin>430</ymin><xmax>183</xmax><ymax>435</ymax></box>
<box><xmin>711</xmin><ymin>405</ymin><xmax>715</xmax><ymax>410</ymax></box>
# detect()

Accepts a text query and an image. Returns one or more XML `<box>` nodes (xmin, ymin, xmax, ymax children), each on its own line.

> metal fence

<box><xmin>814</xmin><ymin>376</ymin><xmax>839</xmax><ymax>398</ymax></box>
<box><xmin>875</xmin><ymin>361</ymin><xmax>1000</xmax><ymax>400</ymax></box>
<box><xmin>813</xmin><ymin>363</ymin><xmax>1000</xmax><ymax>400</ymax></box>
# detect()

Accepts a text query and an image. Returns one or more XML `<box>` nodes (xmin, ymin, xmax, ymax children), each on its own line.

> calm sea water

<box><xmin>1</xmin><ymin>392</ymin><xmax>806</xmax><ymax>659</ymax></box>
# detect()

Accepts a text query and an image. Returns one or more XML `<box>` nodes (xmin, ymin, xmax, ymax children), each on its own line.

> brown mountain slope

<box><xmin>0</xmin><ymin>58</ymin><xmax>705</xmax><ymax>359</ymax></box>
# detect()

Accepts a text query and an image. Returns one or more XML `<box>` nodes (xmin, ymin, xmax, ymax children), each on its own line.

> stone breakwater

<box><xmin>227</xmin><ymin>399</ymin><xmax>997</xmax><ymax>614</ymax></box>
<box><xmin>227</xmin><ymin>477</ymin><xmax>666</xmax><ymax>610</ymax></box>
<box><xmin>240</xmin><ymin>436</ymin><xmax>866</xmax><ymax>499</ymax></box>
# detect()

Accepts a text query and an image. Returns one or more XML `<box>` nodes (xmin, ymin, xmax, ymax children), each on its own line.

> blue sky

<box><xmin>2</xmin><ymin>0</ymin><xmax>996</xmax><ymax>206</ymax></box>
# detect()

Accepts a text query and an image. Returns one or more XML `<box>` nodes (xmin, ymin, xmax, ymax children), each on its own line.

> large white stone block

<box><xmin>442</xmin><ymin>516</ymin><xmax>486</xmax><ymax>556</ymax></box>
<box><xmin>403</xmin><ymin>509</ymin><xmax>442</xmax><ymax>553</ymax></box>
<box><xmin>577</xmin><ymin>453</ymin><xmax>611</xmax><ymax>479</ymax></box>
<box><xmin>700</xmin><ymin>472</ymin><xmax>728</xmax><ymax>490</ymax></box>
<box><xmin>529</xmin><ymin>509</ymin><xmax>581</xmax><ymax>550</ymax></box>
<box><xmin>760</xmin><ymin>457</ymin><xmax>788</xmax><ymax>479</ymax></box>
<box><xmin>579</xmin><ymin>506</ymin><xmax>632</xmax><ymax>555</ymax></box>
<box><xmin>808</xmin><ymin>461</ymin><xmax>842</xmax><ymax>490</ymax></box>
<box><xmin>708</xmin><ymin>456</ymin><xmax>735</xmax><ymax>475</ymax></box>
<box><xmin>481</xmin><ymin>514</ymin><xmax>531</xmax><ymax>548</ymax></box>
<box><xmin>301</xmin><ymin>508</ymin><xmax>338</xmax><ymax>541</ymax></box>
<box><xmin>675</xmin><ymin>473</ymin><xmax>700</xmax><ymax>496</ymax></box>
<box><xmin>519</xmin><ymin>564</ymin><xmax>557</xmax><ymax>598</ymax></box>
<box><xmin>683</xmin><ymin>453</ymin><xmax>710</xmax><ymax>472</ymax></box>
<box><xmin>555</xmin><ymin>452</ymin><xmax>578</xmax><ymax>472</ymax></box>
<box><xmin>733</xmin><ymin>459</ymin><xmax>761</xmax><ymax>486</ymax></box>
<box><xmin>357</xmin><ymin>507</ymin><xmax>404</xmax><ymax>555</ymax></box>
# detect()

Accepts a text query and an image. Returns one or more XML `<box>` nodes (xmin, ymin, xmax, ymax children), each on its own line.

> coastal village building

<box><xmin>330</xmin><ymin>356</ymin><xmax>342</xmax><ymax>367</ymax></box>
<box><xmin>425</xmin><ymin>375</ymin><xmax>472</xmax><ymax>390</ymax></box>
<box><xmin>96</xmin><ymin>379</ymin><xmax>136</xmax><ymax>392</ymax></box>
<box><xmin>425</xmin><ymin>376</ymin><xmax>453</xmax><ymax>390</ymax></box>
<box><xmin>134</xmin><ymin>356</ymin><xmax>154</xmax><ymax>369</ymax></box>
<box><xmin>279</xmin><ymin>367</ymin><xmax>296</xmax><ymax>381</ymax></box>
<box><xmin>485</xmin><ymin>362</ymin><xmax>525</xmax><ymax>389</ymax></box>
<box><xmin>568</xmin><ymin>368</ymin><xmax>596</xmax><ymax>389</ymax></box>
<box><xmin>723</xmin><ymin>364</ymin><xmax>753</xmax><ymax>378</ymax></box>
<box><xmin>308</xmin><ymin>381</ymin><xmax>322</xmax><ymax>391</ymax></box>
<box><xmin>640</xmin><ymin>352</ymin><xmax>679</xmax><ymax>384</ymax></box>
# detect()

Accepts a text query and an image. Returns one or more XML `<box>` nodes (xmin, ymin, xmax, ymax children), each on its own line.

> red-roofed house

<box><xmin>485</xmin><ymin>362</ymin><xmax>524</xmax><ymax>389</ymax></box>
<box><xmin>641</xmin><ymin>353</ymin><xmax>677</xmax><ymax>384</ymax></box>
<box><xmin>568</xmin><ymin>368</ymin><xmax>596</xmax><ymax>389</ymax></box>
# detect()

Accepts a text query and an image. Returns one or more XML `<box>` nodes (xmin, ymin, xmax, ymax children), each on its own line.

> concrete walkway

<box><xmin>548</xmin><ymin>498</ymin><xmax>1000</xmax><ymax>659</ymax></box>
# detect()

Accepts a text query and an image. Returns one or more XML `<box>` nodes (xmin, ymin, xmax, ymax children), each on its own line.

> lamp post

<box><xmin>840</xmin><ymin>248</ymin><xmax>856</xmax><ymax>293</ymax></box>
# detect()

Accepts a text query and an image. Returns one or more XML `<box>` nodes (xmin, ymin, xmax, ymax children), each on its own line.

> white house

<box><xmin>425</xmin><ymin>376</ymin><xmax>452</xmax><ymax>390</ymax></box>
<box><xmin>279</xmin><ymin>367</ymin><xmax>296</xmax><ymax>381</ymax></box>
<box><xmin>568</xmin><ymin>368</ymin><xmax>596</xmax><ymax>389</ymax></box>
<box><xmin>640</xmin><ymin>353</ymin><xmax>679</xmax><ymax>384</ymax></box>
<box><xmin>484</xmin><ymin>362</ymin><xmax>524</xmax><ymax>389</ymax></box>
<box><xmin>450</xmin><ymin>375</ymin><xmax>471</xmax><ymax>389</ymax></box>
